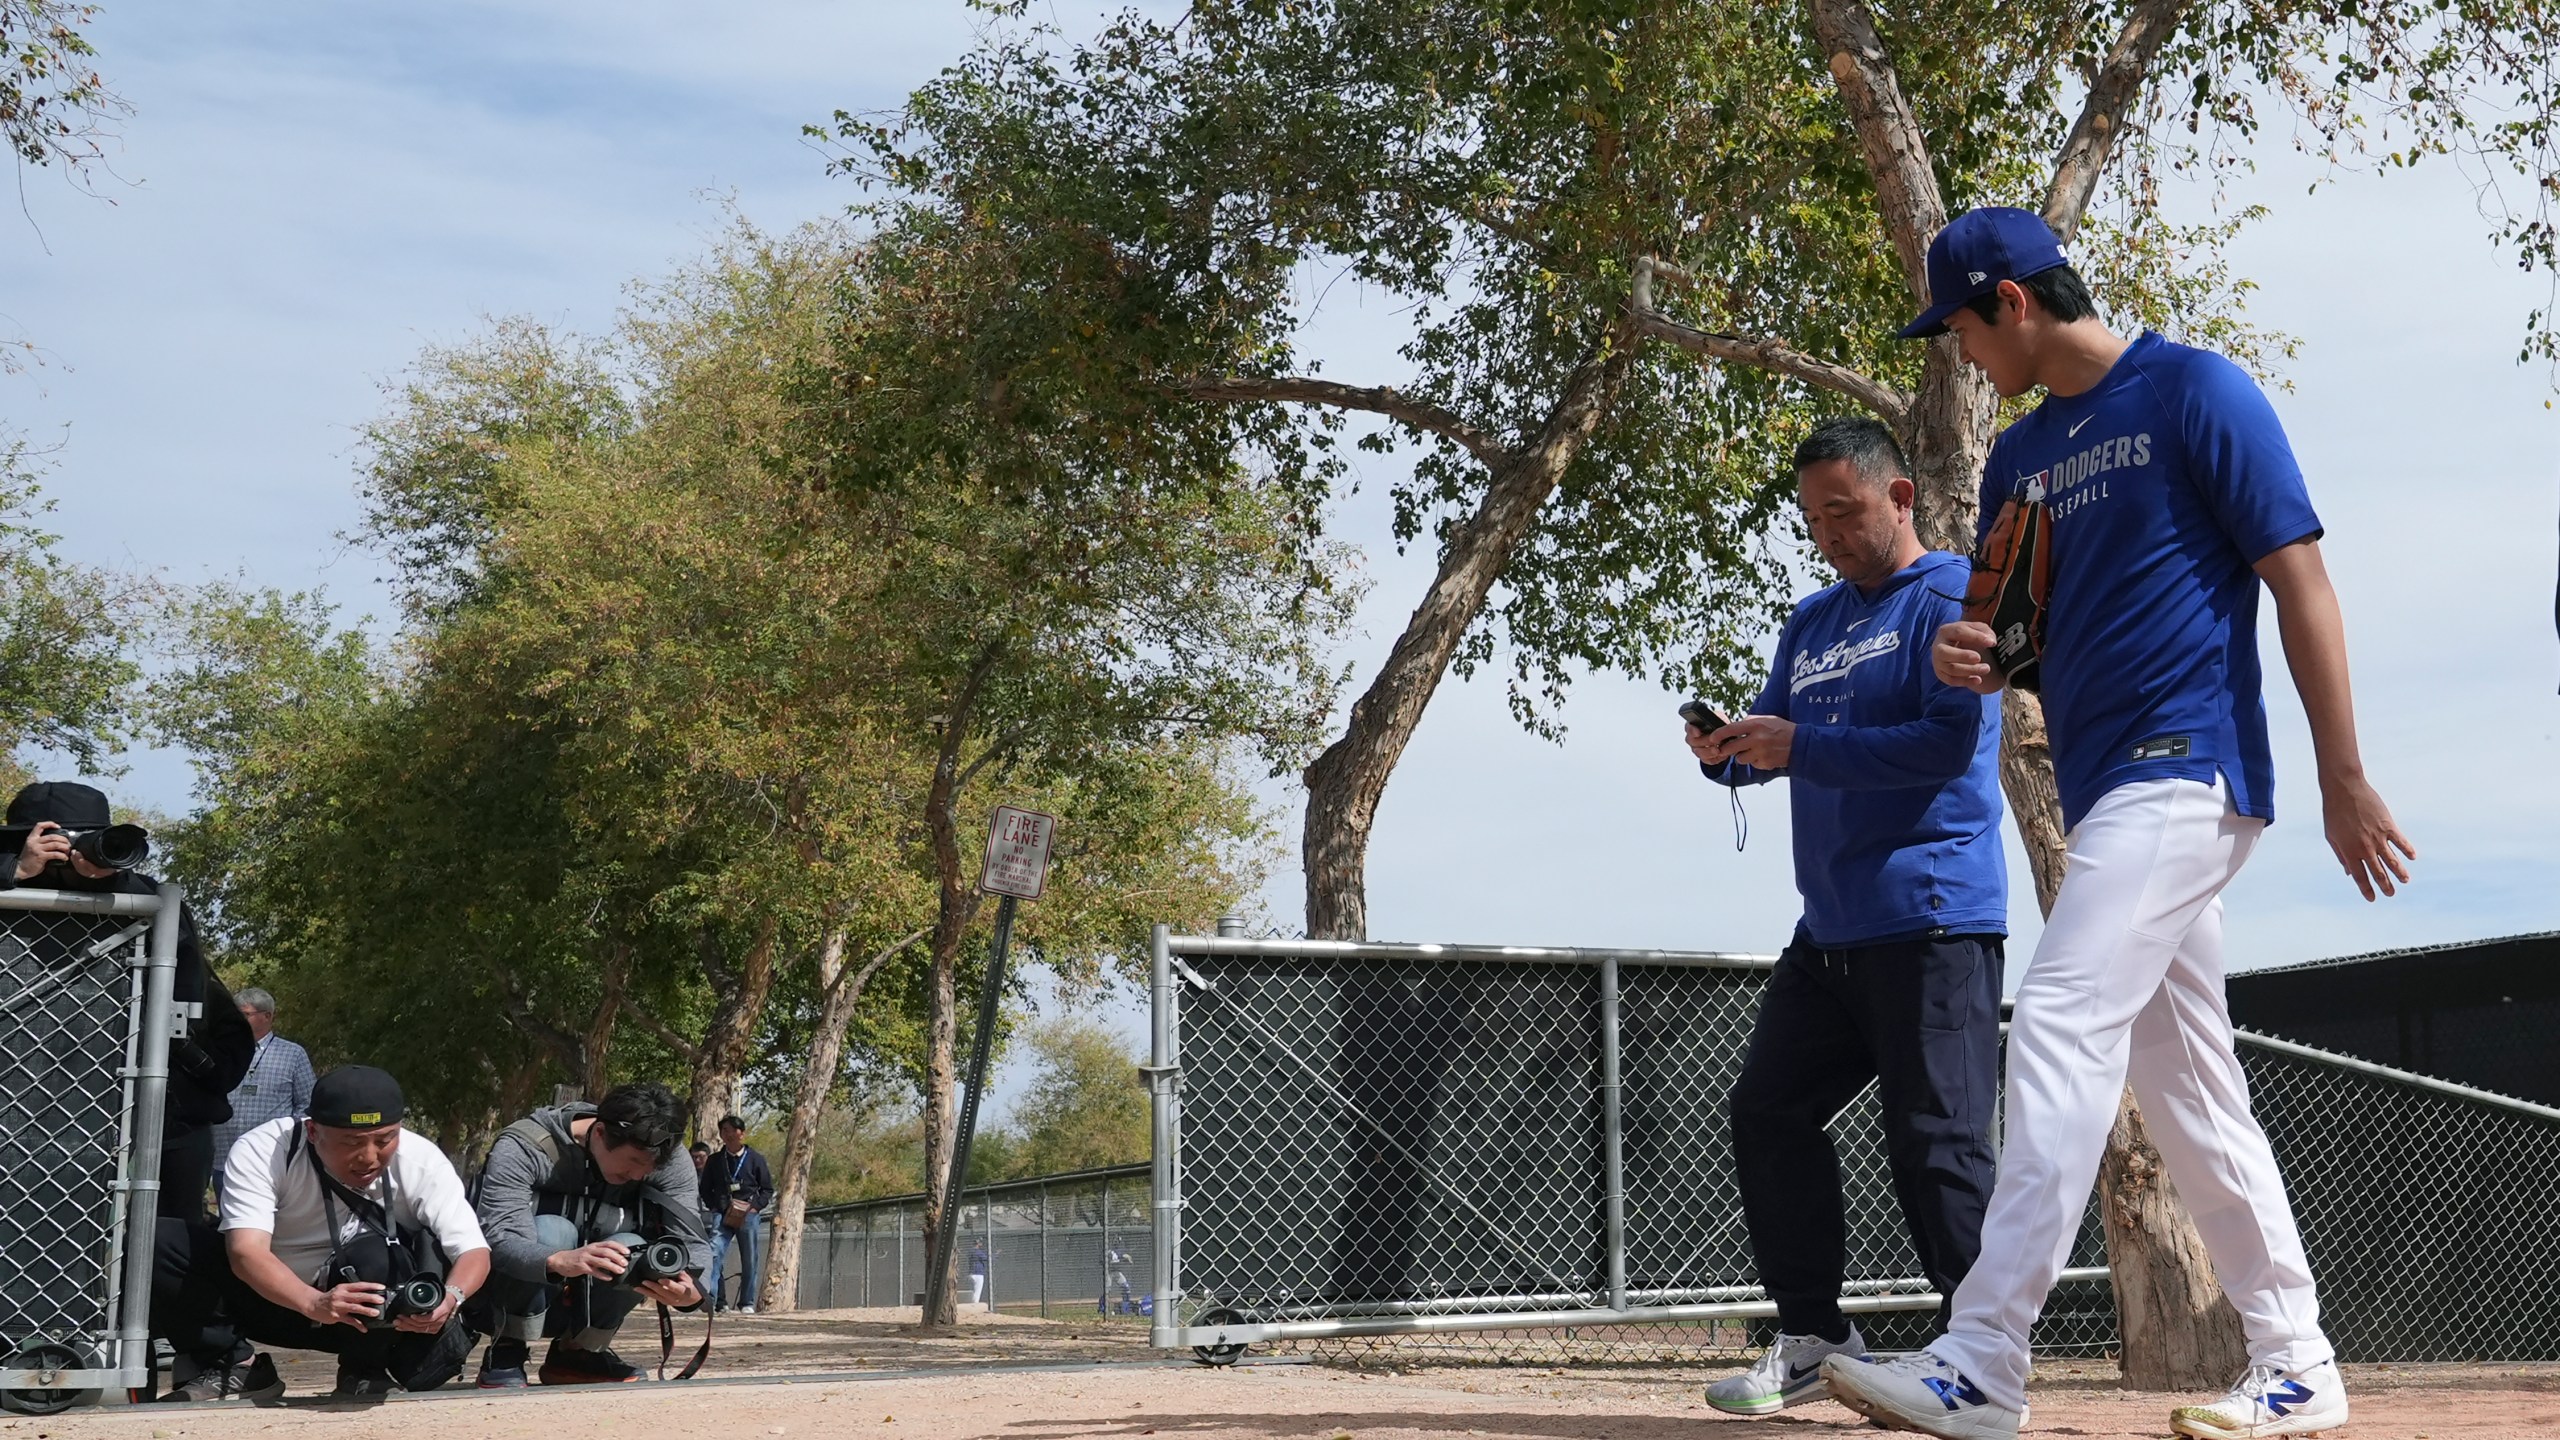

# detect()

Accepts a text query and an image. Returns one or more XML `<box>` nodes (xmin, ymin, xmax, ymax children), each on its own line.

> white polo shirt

<box><xmin>217</xmin><ymin>1117</ymin><xmax>487</xmax><ymax>1285</ymax></box>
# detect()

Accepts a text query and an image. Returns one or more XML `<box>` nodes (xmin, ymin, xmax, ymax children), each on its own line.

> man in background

<box><xmin>213</xmin><ymin>987</ymin><xmax>316</xmax><ymax>1201</ymax></box>
<box><xmin>699</xmin><ymin>1114</ymin><xmax>773</xmax><ymax>1315</ymax></box>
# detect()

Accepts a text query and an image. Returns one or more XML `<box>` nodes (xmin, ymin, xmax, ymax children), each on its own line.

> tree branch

<box><xmin>496</xmin><ymin>973</ymin><xmax>587</xmax><ymax>1076</ymax></box>
<box><xmin>616</xmin><ymin>994</ymin><xmax>704</xmax><ymax>1067</ymax></box>
<box><xmin>840</xmin><ymin>926</ymin><xmax>930</xmax><ymax>1002</ymax></box>
<box><xmin>2042</xmin><ymin>0</ymin><xmax>2193</xmax><ymax>242</ymax></box>
<box><xmin>1183</xmin><ymin>375</ymin><xmax>1512</xmax><ymax>468</ymax></box>
<box><xmin>1632</xmin><ymin>260</ymin><xmax>1913</xmax><ymax>424</ymax></box>
<box><xmin>1809</xmin><ymin>0</ymin><xmax>1948</xmax><ymax>299</ymax></box>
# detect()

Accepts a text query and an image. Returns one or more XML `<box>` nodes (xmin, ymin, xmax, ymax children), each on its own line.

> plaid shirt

<box><xmin>211</xmin><ymin>1033</ymin><xmax>315</xmax><ymax>1172</ymax></box>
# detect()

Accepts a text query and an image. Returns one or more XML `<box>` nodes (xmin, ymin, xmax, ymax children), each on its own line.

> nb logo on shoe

<box><xmin>2264</xmin><ymin>1380</ymin><xmax>2313</xmax><ymax>1417</ymax></box>
<box><xmin>1922</xmin><ymin>1375</ymin><xmax>1989</xmax><ymax>1411</ymax></box>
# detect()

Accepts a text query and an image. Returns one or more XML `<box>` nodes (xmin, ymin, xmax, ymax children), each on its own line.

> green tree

<box><xmin>0</xmin><ymin>441</ymin><xmax>145</xmax><ymax>776</ymax></box>
<box><xmin>993</xmin><ymin>1015</ymin><xmax>1149</xmax><ymax>1178</ymax></box>
<box><xmin>158</xmin><ymin>217</ymin><xmax>1342</xmax><ymax>1319</ymax></box>
<box><xmin>838</xmin><ymin>0</ymin><xmax>2560</xmax><ymax>1382</ymax></box>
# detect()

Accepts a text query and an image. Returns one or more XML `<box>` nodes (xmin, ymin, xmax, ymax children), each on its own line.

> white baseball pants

<box><xmin>1930</xmin><ymin>777</ymin><xmax>2330</xmax><ymax>1411</ymax></box>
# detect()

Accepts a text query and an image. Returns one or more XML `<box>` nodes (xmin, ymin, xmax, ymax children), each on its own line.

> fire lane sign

<box><xmin>980</xmin><ymin>805</ymin><xmax>1058</xmax><ymax>900</ymax></box>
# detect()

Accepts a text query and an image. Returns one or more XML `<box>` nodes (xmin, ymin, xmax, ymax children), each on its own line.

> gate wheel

<box><xmin>2</xmin><ymin>1343</ymin><xmax>102</xmax><ymax>1416</ymax></box>
<box><xmin>1191</xmin><ymin>1307</ymin><xmax>1251</xmax><ymax>1367</ymax></box>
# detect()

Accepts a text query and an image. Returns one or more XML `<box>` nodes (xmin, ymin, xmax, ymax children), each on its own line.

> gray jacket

<box><xmin>473</xmin><ymin>1102</ymin><xmax>711</xmax><ymax>1284</ymax></box>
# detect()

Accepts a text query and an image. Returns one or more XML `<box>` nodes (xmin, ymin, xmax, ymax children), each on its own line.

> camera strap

<box><xmin>289</xmin><ymin>1121</ymin><xmax>402</xmax><ymax>1246</ymax></box>
<box><xmin>657</xmin><ymin>1300</ymin><xmax>713</xmax><ymax>1381</ymax></box>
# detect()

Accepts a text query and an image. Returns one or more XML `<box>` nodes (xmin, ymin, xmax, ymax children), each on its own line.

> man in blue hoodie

<box><xmin>1687</xmin><ymin>417</ymin><xmax>2007</xmax><ymax>1418</ymax></box>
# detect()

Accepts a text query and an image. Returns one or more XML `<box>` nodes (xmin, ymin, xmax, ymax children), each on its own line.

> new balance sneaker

<box><xmin>1705</xmin><ymin>1325</ymin><xmax>1867</xmax><ymax>1415</ymax></box>
<box><xmin>2171</xmin><ymin>1359</ymin><xmax>2350</xmax><ymax>1438</ymax></box>
<box><xmin>537</xmin><ymin>1344</ymin><xmax>646</xmax><ymax>1385</ymax></box>
<box><xmin>1820</xmin><ymin>1349</ymin><xmax>2021</xmax><ymax>1440</ymax></box>
<box><xmin>160</xmin><ymin>1352</ymin><xmax>283</xmax><ymax>1403</ymax></box>
<box><xmin>476</xmin><ymin>1338</ymin><xmax>530</xmax><ymax>1390</ymax></box>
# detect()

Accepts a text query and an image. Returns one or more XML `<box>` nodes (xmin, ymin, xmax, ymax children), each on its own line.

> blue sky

<box><xmin>3</xmin><ymin>3</ymin><xmax>2555</xmax><ymax>1082</ymax></box>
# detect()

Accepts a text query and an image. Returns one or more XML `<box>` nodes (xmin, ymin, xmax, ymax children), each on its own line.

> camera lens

<box><xmin>642</xmin><ymin>1239</ymin><xmax>688</xmax><ymax>1277</ymax></box>
<box><xmin>68</xmin><ymin>824</ymin><xmax>150</xmax><ymax>871</ymax></box>
<box><xmin>395</xmin><ymin>1276</ymin><xmax>445</xmax><ymax>1314</ymax></box>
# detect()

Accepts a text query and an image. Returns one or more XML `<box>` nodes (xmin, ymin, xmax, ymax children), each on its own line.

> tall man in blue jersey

<box><xmin>1686</xmin><ymin>418</ymin><xmax>2007</xmax><ymax>1418</ymax></box>
<box><xmin>1823</xmin><ymin>208</ymin><xmax>2415</xmax><ymax>1440</ymax></box>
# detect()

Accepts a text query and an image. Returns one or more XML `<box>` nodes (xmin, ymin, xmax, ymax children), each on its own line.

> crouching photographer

<box><xmin>466</xmin><ymin>1082</ymin><xmax>708</xmax><ymax>1387</ymax></box>
<box><xmin>151</xmin><ymin>1066</ymin><xmax>490</xmax><ymax>1400</ymax></box>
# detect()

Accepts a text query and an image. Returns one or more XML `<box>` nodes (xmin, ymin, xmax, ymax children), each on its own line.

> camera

<box><xmin>0</xmin><ymin>821</ymin><xmax>151</xmax><ymax>872</ymax></box>
<box><xmin>371</xmin><ymin>1275</ymin><xmax>446</xmax><ymax>1329</ymax></box>
<box><xmin>600</xmin><ymin>1232</ymin><xmax>688</xmax><ymax>1287</ymax></box>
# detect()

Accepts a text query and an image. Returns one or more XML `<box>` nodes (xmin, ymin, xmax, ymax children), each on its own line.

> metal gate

<box><xmin>1146</xmin><ymin>926</ymin><xmax>2560</xmax><ymax>1363</ymax></box>
<box><xmin>0</xmin><ymin>886</ymin><xmax>184</xmax><ymax>1408</ymax></box>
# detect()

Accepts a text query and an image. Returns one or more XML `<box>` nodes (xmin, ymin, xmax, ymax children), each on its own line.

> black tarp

<box><xmin>2225</xmin><ymin>931</ymin><xmax>2560</xmax><ymax>1108</ymax></box>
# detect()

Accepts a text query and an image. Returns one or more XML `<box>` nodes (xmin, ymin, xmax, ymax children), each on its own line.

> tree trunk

<box><xmin>917</xmin><ymin>856</ymin><xmax>981</xmax><ymax>1324</ymax></box>
<box><xmin>580</xmin><ymin>944</ymin><xmax>630</xmax><ymax>1098</ymax></box>
<box><xmin>460</xmin><ymin>1056</ymin><xmax>546</xmax><ymax>1173</ymax></box>
<box><xmin>759</xmin><ymin>925</ymin><xmax>851</xmax><ymax>1318</ymax></box>
<box><xmin>761</xmin><ymin>924</ymin><xmax>928</xmax><ymax>1314</ymax></box>
<box><xmin>917</xmin><ymin>658</ymin><xmax>994</xmax><ymax>1325</ymax></box>
<box><xmin>1301</xmin><ymin>328</ymin><xmax>1634</xmax><ymax>940</ymax></box>
<box><xmin>2102</xmin><ymin>1099</ymin><xmax>2248</xmax><ymax>1388</ymax></box>
<box><xmin>687</xmin><ymin>917</ymin><xmax>782</xmax><ymax>1143</ymax></box>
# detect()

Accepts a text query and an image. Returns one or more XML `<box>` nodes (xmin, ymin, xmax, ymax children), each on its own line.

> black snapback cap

<box><xmin>309</xmin><ymin>1065</ymin><xmax>405</xmax><ymax>1130</ymax></box>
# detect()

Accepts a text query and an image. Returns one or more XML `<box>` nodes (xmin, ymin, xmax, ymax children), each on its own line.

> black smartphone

<box><xmin>1678</xmin><ymin>699</ymin><xmax>1732</xmax><ymax>733</ymax></box>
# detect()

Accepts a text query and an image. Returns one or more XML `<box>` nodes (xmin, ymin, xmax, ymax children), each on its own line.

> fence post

<box><xmin>1599</xmin><ymin>951</ymin><xmax>1628</xmax><ymax>1313</ymax></box>
<box><xmin>817</xmin><ymin>1210</ymin><xmax>834</xmax><ymax>1309</ymax></box>
<box><xmin>1147</xmin><ymin>922</ymin><xmax>1182</xmax><ymax>1344</ymax></box>
<box><xmin>116</xmin><ymin>889</ymin><xmax>183</xmax><ymax>1381</ymax></box>
<box><xmin>1099</xmin><ymin>1175</ymin><xmax>1111</xmax><ymax>1317</ymax></box>
<box><xmin>981</xmin><ymin>1191</ymin><xmax>994</xmax><ymax>1312</ymax></box>
<box><xmin>1039</xmin><ymin>1181</ymin><xmax>1051</xmax><ymax>1319</ymax></box>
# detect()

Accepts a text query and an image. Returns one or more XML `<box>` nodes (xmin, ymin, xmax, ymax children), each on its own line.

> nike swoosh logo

<box><xmin>1847</xmin><ymin>618</ymin><xmax>1872</xmax><ymax>631</ymax></box>
<box><xmin>2067</xmin><ymin>416</ymin><xmax>2094</xmax><ymax>437</ymax></box>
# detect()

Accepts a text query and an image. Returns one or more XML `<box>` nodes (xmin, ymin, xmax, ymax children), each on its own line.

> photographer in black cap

<box><xmin>151</xmin><ymin>1065</ymin><xmax>491</xmax><ymax>1400</ymax></box>
<box><xmin>466</xmin><ymin>1081</ymin><xmax>708</xmax><ymax>1387</ymax></box>
<box><xmin>0</xmin><ymin>780</ymin><xmax>253</xmax><ymax>1217</ymax></box>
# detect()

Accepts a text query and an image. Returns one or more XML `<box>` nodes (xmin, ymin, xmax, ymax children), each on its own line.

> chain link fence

<box><xmin>0</xmin><ymin>887</ymin><xmax>183</xmax><ymax>1412</ymax></box>
<box><xmin>793</xmin><ymin>1164</ymin><xmax>1154</xmax><ymax>1321</ymax></box>
<box><xmin>1146</xmin><ymin>928</ymin><xmax>2560</xmax><ymax>1367</ymax></box>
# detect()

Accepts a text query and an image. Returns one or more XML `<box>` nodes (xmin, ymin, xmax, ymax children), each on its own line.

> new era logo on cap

<box><xmin>1898</xmin><ymin>207</ymin><xmax>2069</xmax><ymax>339</ymax></box>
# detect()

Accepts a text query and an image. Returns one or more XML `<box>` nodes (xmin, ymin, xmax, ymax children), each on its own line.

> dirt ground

<box><xmin>23</xmin><ymin>1307</ymin><xmax>2557</xmax><ymax>1440</ymax></box>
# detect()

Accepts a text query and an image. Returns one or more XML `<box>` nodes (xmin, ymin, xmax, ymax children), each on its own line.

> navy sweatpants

<box><xmin>1728</xmin><ymin>932</ymin><xmax>2004</xmax><ymax>1338</ymax></box>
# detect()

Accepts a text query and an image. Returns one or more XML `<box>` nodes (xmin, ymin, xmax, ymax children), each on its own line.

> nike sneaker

<box><xmin>1705</xmin><ymin>1325</ymin><xmax>1867</xmax><ymax>1415</ymax></box>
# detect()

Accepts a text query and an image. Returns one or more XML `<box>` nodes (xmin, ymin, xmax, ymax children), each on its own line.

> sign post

<box><xmin>929</xmin><ymin>805</ymin><xmax>1056</xmax><ymax>1322</ymax></box>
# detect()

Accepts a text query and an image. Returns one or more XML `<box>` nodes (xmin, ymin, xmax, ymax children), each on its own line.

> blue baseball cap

<box><xmin>1897</xmin><ymin>207</ymin><xmax>2069</xmax><ymax>339</ymax></box>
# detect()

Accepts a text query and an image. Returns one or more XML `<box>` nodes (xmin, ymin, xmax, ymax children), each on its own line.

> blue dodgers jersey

<box><xmin>1975</xmin><ymin>331</ymin><xmax>2322</xmax><ymax>830</ymax></box>
<box><xmin>1713</xmin><ymin>551</ymin><xmax>2007</xmax><ymax>947</ymax></box>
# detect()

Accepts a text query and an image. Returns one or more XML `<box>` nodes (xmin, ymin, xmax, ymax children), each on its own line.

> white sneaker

<box><xmin>1705</xmin><ymin>1325</ymin><xmax>1867</xmax><ymax>1415</ymax></box>
<box><xmin>2171</xmin><ymin>1359</ymin><xmax>2350</xmax><ymax>1438</ymax></box>
<box><xmin>738</xmin><ymin>1304</ymin><xmax>756</xmax><ymax>1315</ymax></box>
<box><xmin>1820</xmin><ymin>1349</ymin><xmax>2020</xmax><ymax>1440</ymax></box>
